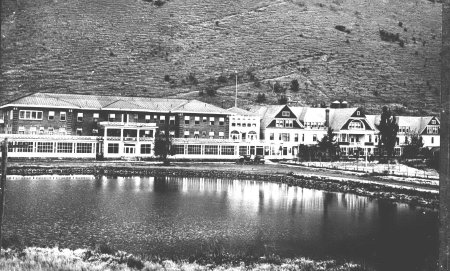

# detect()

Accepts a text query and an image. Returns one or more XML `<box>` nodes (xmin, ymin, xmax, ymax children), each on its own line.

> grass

<box><xmin>0</xmin><ymin>246</ymin><xmax>365</xmax><ymax>271</ymax></box>
<box><xmin>0</xmin><ymin>0</ymin><xmax>442</xmax><ymax>115</ymax></box>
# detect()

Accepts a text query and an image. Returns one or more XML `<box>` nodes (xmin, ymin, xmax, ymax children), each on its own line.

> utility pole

<box><xmin>235</xmin><ymin>71</ymin><xmax>238</xmax><ymax>108</ymax></box>
<box><xmin>440</xmin><ymin>0</ymin><xmax>450</xmax><ymax>269</ymax></box>
<box><xmin>0</xmin><ymin>138</ymin><xmax>8</xmax><ymax>249</ymax></box>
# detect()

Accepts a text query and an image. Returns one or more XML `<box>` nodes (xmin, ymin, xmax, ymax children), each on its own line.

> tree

<box><xmin>290</xmin><ymin>79</ymin><xmax>300</xmax><ymax>92</ymax></box>
<box><xmin>256</xmin><ymin>93</ymin><xmax>266</xmax><ymax>103</ymax></box>
<box><xmin>273</xmin><ymin>81</ymin><xmax>285</xmax><ymax>93</ymax></box>
<box><xmin>402</xmin><ymin>132</ymin><xmax>424</xmax><ymax>159</ymax></box>
<box><xmin>154</xmin><ymin>128</ymin><xmax>174</xmax><ymax>165</ymax></box>
<box><xmin>317</xmin><ymin>127</ymin><xmax>340</xmax><ymax>161</ymax></box>
<box><xmin>376</xmin><ymin>106</ymin><xmax>399</xmax><ymax>161</ymax></box>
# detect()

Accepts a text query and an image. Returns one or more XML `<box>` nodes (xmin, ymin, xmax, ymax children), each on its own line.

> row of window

<box><xmin>231</xmin><ymin>122</ymin><xmax>257</xmax><ymax>127</ymax></box>
<box><xmin>269</xmin><ymin>133</ymin><xmax>305</xmax><ymax>142</ymax></box>
<box><xmin>8</xmin><ymin>142</ymin><xmax>94</xmax><ymax>153</ymax></box>
<box><xmin>173</xmin><ymin>145</ymin><xmax>235</xmax><ymax>155</ymax></box>
<box><xmin>183</xmin><ymin>131</ymin><xmax>225</xmax><ymax>139</ymax></box>
<box><xmin>107</xmin><ymin>143</ymin><xmax>152</xmax><ymax>154</ymax></box>
<box><xmin>184</xmin><ymin>116</ymin><xmax>225</xmax><ymax>126</ymax></box>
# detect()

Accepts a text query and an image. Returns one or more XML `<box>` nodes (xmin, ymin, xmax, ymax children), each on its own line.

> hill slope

<box><xmin>0</xmin><ymin>0</ymin><xmax>442</xmax><ymax>114</ymax></box>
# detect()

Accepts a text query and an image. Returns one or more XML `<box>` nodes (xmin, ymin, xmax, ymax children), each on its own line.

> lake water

<box><xmin>4</xmin><ymin>175</ymin><xmax>438</xmax><ymax>271</ymax></box>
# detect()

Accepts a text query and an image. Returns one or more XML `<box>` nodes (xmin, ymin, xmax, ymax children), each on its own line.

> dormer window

<box><xmin>282</xmin><ymin>111</ymin><xmax>290</xmax><ymax>117</ymax></box>
<box><xmin>356</xmin><ymin>111</ymin><xmax>360</xmax><ymax>116</ymax></box>
<box><xmin>431</xmin><ymin>120</ymin><xmax>436</xmax><ymax>125</ymax></box>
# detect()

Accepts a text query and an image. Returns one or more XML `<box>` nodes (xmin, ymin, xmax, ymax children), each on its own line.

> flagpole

<box><xmin>235</xmin><ymin>71</ymin><xmax>238</xmax><ymax>108</ymax></box>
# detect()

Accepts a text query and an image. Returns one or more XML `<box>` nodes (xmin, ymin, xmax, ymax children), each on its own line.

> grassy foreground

<box><xmin>0</xmin><ymin>247</ymin><xmax>363</xmax><ymax>271</ymax></box>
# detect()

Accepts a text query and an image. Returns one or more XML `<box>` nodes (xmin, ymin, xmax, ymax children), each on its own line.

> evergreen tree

<box><xmin>376</xmin><ymin>106</ymin><xmax>399</xmax><ymax>161</ymax></box>
<box><xmin>317</xmin><ymin>127</ymin><xmax>340</xmax><ymax>161</ymax></box>
<box><xmin>154</xmin><ymin>128</ymin><xmax>174</xmax><ymax>165</ymax></box>
<box><xmin>402</xmin><ymin>132</ymin><xmax>424</xmax><ymax>159</ymax></box>
<box><xmin>290</xmin><ymin>79</ymin><xmax>300</xmax><ymax>92</ymax></box>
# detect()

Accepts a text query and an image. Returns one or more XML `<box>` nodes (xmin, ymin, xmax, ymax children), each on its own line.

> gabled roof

<box><xmin>366</xmin><ymin>115</ymin><xmax>440</xmax><ymax>134</ymax></box>
<box><xmin>329</xmin><ymin>108</ymin><xmax>365</xmax><ymax>131</ymax></box>
<box><xmin>227</xmin><ymin>107</ymin><xmax>259</xmax><ymax>117</ymax></box>
<box><xmin>249</xmin><ymin>105</ymin><xmax>291</xmax><ymax>128</ymax></box>
<box><xmin>0</xmin><ymin>92</ymin><xmax>231</xmax><ymax>115</ymax></box>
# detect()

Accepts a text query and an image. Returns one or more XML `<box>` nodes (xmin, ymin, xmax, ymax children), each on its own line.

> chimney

<box><xmin>325</xmin><ymin>108</ymin><xmax>330</xmax><ymax>127</ymax></box>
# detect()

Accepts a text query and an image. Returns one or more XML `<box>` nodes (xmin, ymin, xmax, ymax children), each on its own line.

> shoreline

<box><xmin>6</xmin><ymin>160</ymin><xmax>439</xmax><ymax>209</ymax></box>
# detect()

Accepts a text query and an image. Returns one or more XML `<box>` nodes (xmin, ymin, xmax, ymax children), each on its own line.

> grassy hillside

<box><xmin>0</xmin><ymin>0</ymin><xmax>442</xmax><ymax>114</ymax></box>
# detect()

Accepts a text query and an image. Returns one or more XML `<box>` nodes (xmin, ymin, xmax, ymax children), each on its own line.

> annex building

<box><xmin>0</xmin><ymin>93</ymin><xmax>441</xmax><ymax>160</ymax></box>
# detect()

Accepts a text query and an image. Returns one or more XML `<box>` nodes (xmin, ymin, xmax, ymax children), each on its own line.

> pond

<box><xmin>4</xmin><ymin>175</ymin><xmax>438</xmax><ymax>271</ymax></box>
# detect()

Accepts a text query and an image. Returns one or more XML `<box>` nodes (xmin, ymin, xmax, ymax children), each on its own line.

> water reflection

<box><xmin>4</xmin><ymin>175</ymin><xmax>437</xmax><ymax>271</ymax></box>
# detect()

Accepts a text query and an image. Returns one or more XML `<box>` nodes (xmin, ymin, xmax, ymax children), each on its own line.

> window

<box><xmin>93</xmin><ymin>113</ymin><xmax>99</xmax><ymax>121</ymax></box>
<box><xmin>37</xmin><ymin>142</ymin><xmax>53</xmax><ymax>153</ymax></box>
<box><xmin>29</xmin><ymin>126</ymin><xmax>36</xmax><ymax>135</ymax></box>
<box><xmin>160</xmin><ymin>115</ymin><xmax>165</xmax><ymax>124</ymax></box>
<box><xmin>232</xmin><ymin>123</ymin><xmax>236</xmax><ymax>127</ymax></box>
<box><xmin>270</xmin><ymin>133</ymin><xmax>274</xmax><ymax>140</ymax></box>
<box><xmin>174</xmin><ymin>145</ymin><xmax>185</xmax><ymax>154</ymax></box>
<box><xmin>219</xmin><ymin>132</ymin><xmax>224</xmax><ymax>139</ymax></box>
<box><xmin>184</xmin><ymin>131</ymin><xmax>190</xmax><ymax>138</ymax></box>
<box><xmin>60</xmin><ymin>112</ymin><xmax>66</xmax><ymax>121</ymax></box>
<box><xmin>356</xmin><ymin>111</ymin><xmax>360</xmax><ymax>116</ymax></box>
<box><xmin>48</xmin><ymin>127</ymin><xmax>54</xmax><ymax>135</ymax></box>
<box><xmin>169</xmin><ymin>131</ymin><xmax>175</xmax><ymax>138</ymax></box>
<box><xmin>141</xmin><ymin>144</ymin><xmax>152</xmax><ymax>154</ymax></box>
<box><xmin>184</xmin><ymin>116</ymin><xmax>190</xmax><ymax>125</ymax></box>
<box><xmin>77</xmin><ymin>113</ymin><xmax>83</xmax><ymax>122</ymax></box>
<box><xmin>92</xmin><ymin>129</ymin><xmax>98</xmax><ymax>134</ymax></box>
<box><xmin>153</xmin><ymin>115</ymin><xmax>158</xmax><ymax>120</ymax></box>
<box><xmin>59</xmin><ymin>127</ymin><xmax>66</xmax><ymax>135</ymax></box>
<box><xmin>302</xmin><ymin>134</ymin><xmax>305</xmax><ymax>142</ymax></box>
<box><xmin>145</xmin><ymin>115</ymin><xmax>151</xmax><ymax>123</ymax></box>
<box><xmin>294</xmin><ymin>133</ymin><xmax>298</xmax><ymax>142</ymax></box>
<box><xmin>108</xmin><ymin>143</ymin><xmax>119</xmax><ymax>153</ymax></box>
<box><xmin>205</xmin><ymin>145</ymin><xmax>218</xmax><ymax>155</ymax></box>
<box><xmin>219</xmin><ymin>117</ymin><xmax>225</xmax><ymax>126</ymax></box>
<box><xmin>209</xmin><ymin>117</ymin><xmax>215</xmax><ymax>125</ymax></box>
<box><xmin>76</xmin><ymin>128</ymin><xmax>82</xmax><ymax>136</ymax></box>
<box><xmin>427</xmin><ymin>126</ymin><xmax>439</xmax><ymax>134</ymax></box>
<box><xmin>108</xmin><ymin>113</ymin><xmax>115</xmax><ymax>121</ymax></box>
<box><xmin>48</xmin><ymin>111</ymin><xmax>55</xmax><ymax>120</ymax></box>
<box><xmin>221</xmin><ymin>146</ymin><xmax>235</xmax><ymax>155</ymax></box>
<box><xmin>195</xmin><ymin>116</ymin><xmax>200</xmax><ymax>125</ymax></box>
<box><xmin>77</xmin><ymin>143</ymin><xmax>93</xmax><ymax>153</ymax></box>
<box><xmin>57</xmin><ymin>143</ymin><xmax>72</xmax><ymax>153</ymax></box>
<box><xmin>349</xmin><ymin>120</ymin><xmax>363</xmax><ymax>130</ymax></box>
<box><xmin>282</xmin><ymin>111</ymin><xmax>290</xmax><ymax>117</ymax></box>
<box><xmin>202</xmin><ymin>131</ymin><xmax>207</xmax><ymax>138</ymax></box>
<box><xmin>19</xmin><ymin>110</ymin><xmax>43</xmax><ymax>120</ymax></box>
<box><xmin>432</xmin><ymin>137</ymin><xmax>434</xmax><ymax>144</ymax></box>
<box><xmin>16</xmin><ymin>142</ymin><xmax>33</xmax><ymax>152</ymax></box>
<box><xmin>203</xmin><ymin>116</ymin><xmax>207</xmax><ymax>123</ymax></box>
<box><xmin>209</xmin><ymin>131</ymin><xmax>214</xmax><ymax>139</ymax></box>
<box><xmin>170</xmin><ymin>116</ymin><xmax>175</xmax><ymax>125</ymax></box>
<box><xmin>194</xmin><ymin>131</ymin><xmax>200</xmax><ymax>139</ymax></box>
<box><xmin>432</xmin><ymin>120</ymin><xmax>436</xmax><ymax>124</ymax></box>
<box><xmin>239</xmin><ymin>146</ymin><xmax>247</xmax><ymax>156</ymax></box>
<box><xmin>369</xmin><ymin>135</ymin><xmax>372</xmax><ymax>142</ymax></box>
<box><xmin>39</xmin><ymin>127</ymin><xmax>45</xmax><ymax>135</ymax></box>
<box><xmin>10</xmin><ymin>110</ymin><xmax>13</xmax><ymax>120</ymax></box>
<box><xmin>187</xmin><ymin>145</ymin><xmax>201</xmax><ymax>155</ymax></box>
<box><xmin>280</xmin><ymin>133</ymin><xmax>290</xmax><ymax>142</ymax></box>
<box><xmin>18</xmin><ymin>126</ymin><xmax>25</xmax><ymax>134</ymax></box>
<box><xmin>313</xmin><ymin>134</ymin><xmax>317</xmax><ymax>142</ymax></box>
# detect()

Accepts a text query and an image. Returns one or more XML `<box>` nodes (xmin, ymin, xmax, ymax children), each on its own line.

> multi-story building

<box><xmin>227</xmin><ymin>107</ymin><xmax>261</xmax><ymax>141</ymax></box>
<box><xmin>0</xmin><ymin>93</ymin><xmax>232</xmax><ymax>158</ymax></box>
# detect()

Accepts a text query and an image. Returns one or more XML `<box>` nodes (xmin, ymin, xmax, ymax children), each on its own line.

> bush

<box><xmin>256</xmin><ymin>93</ymin><xmax>266</xmax><ymax>103</ymax></box>
<box><xmin>278</xmin><ymin>95</ymin><xmax>288</xmax><ymax>104</ymax></box>
<box><xmin>217</xmin><ymin>75</ymin><xmax>227</xmax><ymax>83</ymax></box>
<box><xmin>206</xmin><ymin>86</ymin><xmax>216</xmax><ymax>96</ymax></box>
<box><xmin>273</xmin><ymin>81</ymin><xmax>285</xmax><ymax>93</ymax></box>
<box><xmin>188</xmin><ymin>73</ymin><xmax>198</xmax><ymax>85</ymax></box>
<box><xmin>290</xmin><ymin>79</ymin><xmax>300</xmax><ymax>92</ymax></box>
<box><xmin>379</xmin><ymin>29</ymin><xmax>400</xmax><ymax>42</ymax></box>
<box><xmin>164</xmin><ymin>75</ymin><xmax>170</xmax><ymax>82</ymax></box>
<box><xmin>335</xmin><ymin>25</ymin><xmax>351</xmax><ymax>34</ymax></box>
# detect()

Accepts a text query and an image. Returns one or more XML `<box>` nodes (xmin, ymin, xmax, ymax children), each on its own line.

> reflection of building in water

<box><xmin>336</xmin><ymin>192</ymin><xmax>369</xmax><ymax>210</ymax></box>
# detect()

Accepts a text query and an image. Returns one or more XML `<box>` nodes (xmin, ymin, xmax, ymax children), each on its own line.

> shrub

<box><xmin>253</xmin><ymin>78</ymin><xmax>261</xmax><ymax>87</ymax></box>
<box><xmin>217</xmin><ymin>75</ymin><xmax>227</xmax><ymax>83</ymax></box>
<box><xmin>379</xmin><ymin>29</ymin><xmax>400</xmax><ymax>42</ymax></box>
<box><xmin>398</xmin><ymin>21</ymin><xmax>403</xmax><ymax>27</ymax></box>
<box><xmin>273</xmin><ymin>81</ymin><xmax>285</xmax><ymax>93</ymax></box>
<box><xmin>335</xmin><ymin>25</ymin><xmax>351</xmax><ymax>34</ymax></box>
<box><xmin>154</xmin><ymin>0</ymin><xmax>166</xmax><ymax>6</ymax></box>
<box><xmin>256</xmin><ymin>93</ymin><xmax>266</xmax><ymax>103</ymax></box>
<box><xmin>399</xmin><ymin>40</ymin><xmax>405</xmax><ymax>47</ymax></box>
<box><xmin>278</xmin><ymin>95</ymin><xmax>288</xmax><ymax>104</ymax></box>
<box><xmin>164</xmin><ymin>75</ymin><xmax>170</xmax><ymax>82</ymax></box>
<box><xmin>206</xmin><ymin>86</ymin><xmax>216</xmax><ymax>96</ymax></box>
<box><xmin>290</xmin><ymin>79</ymin><xmax>300</xmax><ymax>92</ymax></box>
<box><xmin>188</xmin><ymin>73</ymin><xmax>198</xmax><ymax>85</ymax></box>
